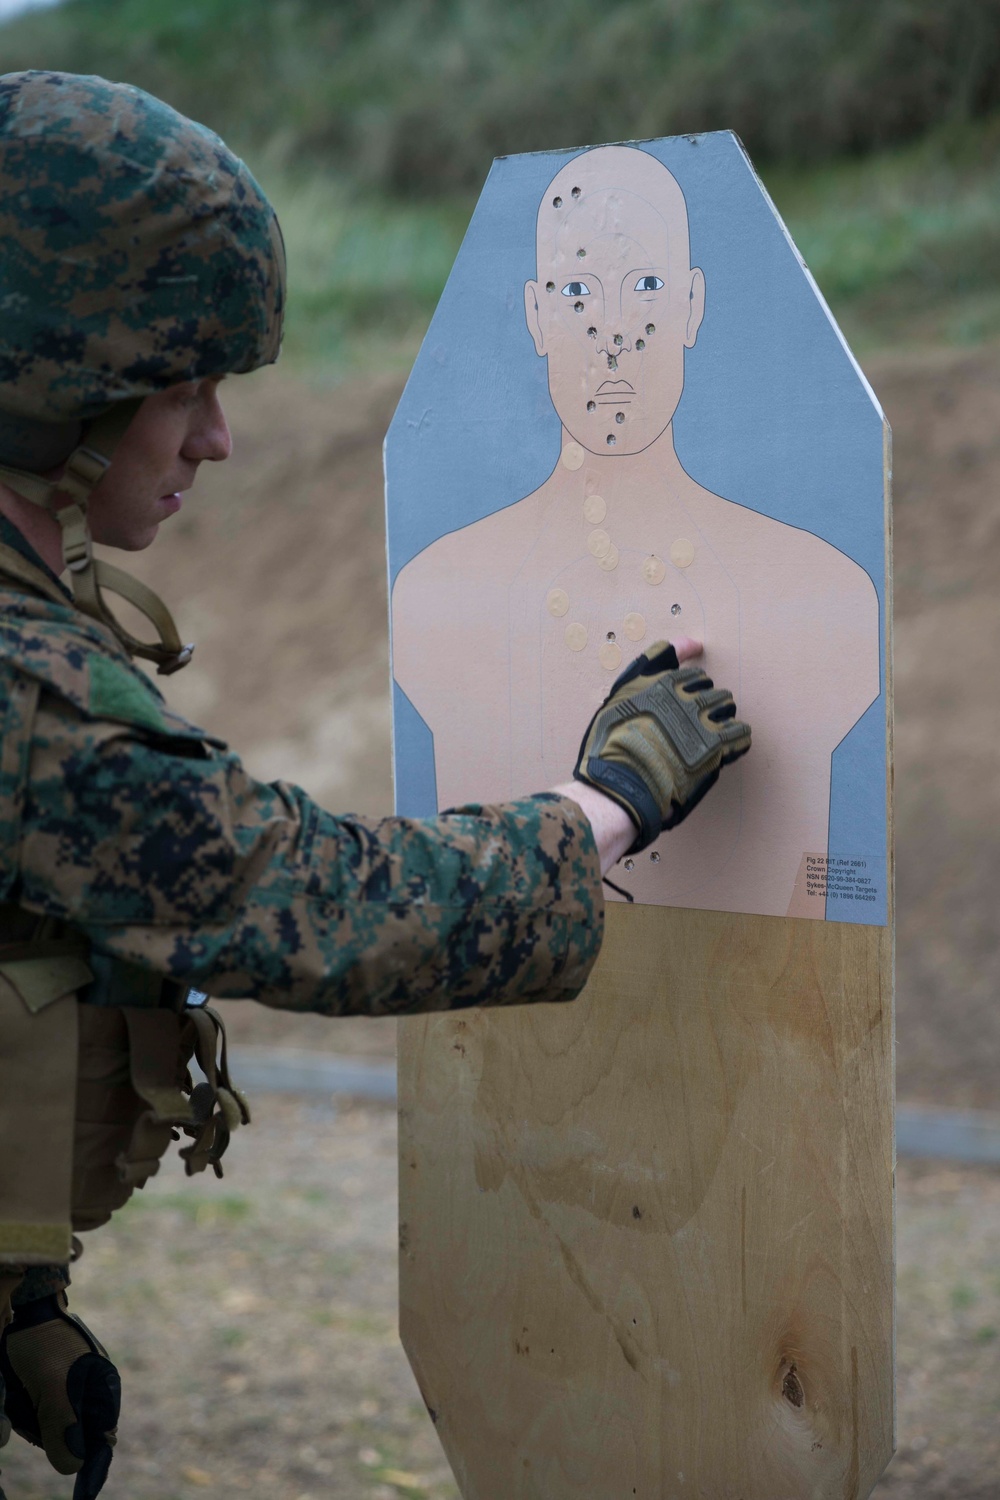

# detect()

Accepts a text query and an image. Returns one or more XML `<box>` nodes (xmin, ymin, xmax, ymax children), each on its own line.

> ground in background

<box><xmin>2</xmin><ymin>1103</ymin><xmax>998</xmax><ymax>1500</ymax></box>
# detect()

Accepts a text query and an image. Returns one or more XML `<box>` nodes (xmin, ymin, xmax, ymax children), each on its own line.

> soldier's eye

<box><xmin>561</xmin><ymin>281</ymin><xmax>591</xmax><ymax>297</ymax></box>
<box><xmin>635</xmin><ymin>275</ymin><xmax>664</xmax><ymax>292</ymax></box>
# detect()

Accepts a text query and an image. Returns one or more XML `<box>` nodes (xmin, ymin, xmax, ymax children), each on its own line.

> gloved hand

<box><xmin>0</xmin><ymin>1293</ymin><xmax>120</xmax><ymax>1500</ymax></box>
<box><xmin>574</xmin><ymin>640</ymin><xmax>751</xmax><ymax>852</ymax></box>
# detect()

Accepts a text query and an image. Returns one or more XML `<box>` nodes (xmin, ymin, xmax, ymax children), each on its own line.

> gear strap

<box><xmin>0</xmin><ymin>402</ymin><xmax>193</xmax><ymax>675</ymax></box>
<box><xmin>112</xmin><ymin>1006</ymin><xmax>250</xmax><ymax>1187</ymax></box>
<box><xmin>0</xmin><ymin>543</ymin><xmax>72</xmax><ymax>609</ymax></box>
<box><xmin>0</xmin><ymin>977</ymin><xmax>78</xmax><ymax>1267</ymax></box>
<box><xmin>0</xmin><ymin>932</ymin><xmax>252</xmax><ymax>1249</ymax></box>
<box><xmin>179</xmin><ymin>1007</ymin><xmax>252</xmax><ymax>1177</ymax></box>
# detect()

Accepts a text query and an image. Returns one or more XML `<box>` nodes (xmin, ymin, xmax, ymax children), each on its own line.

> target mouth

<box><xmin>595</xmin><ymin>379</ymin><xmax>635</xmax><ymax>406</ymax></box>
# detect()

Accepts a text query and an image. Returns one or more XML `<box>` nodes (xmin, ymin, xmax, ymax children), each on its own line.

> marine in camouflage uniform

<box><xmin>0</xmin><ymin>72</ymin><xmax>748</xmax><ymax>1499</ymax></box>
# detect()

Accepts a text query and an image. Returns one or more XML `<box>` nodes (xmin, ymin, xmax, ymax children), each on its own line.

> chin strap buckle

<box><xmin>157</xmin><ymin>644</ymin><xmax>195</xmax><ymax>676</ymax></box>
<box><xmin>58</xmin><ymin>504</ymin><xmax>93</xmax><ymax>575</ymax></box>
<box><xmin>59</xmin><ymin>444</ymin><xmax>111</xmax><ymax>504</ymax></box>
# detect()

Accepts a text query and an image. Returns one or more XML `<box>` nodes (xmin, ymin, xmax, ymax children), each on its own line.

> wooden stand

<box><xmin>399</xmin><ymin>907</ymin><xmax>893</xmax><ymax>1498</ymax></box>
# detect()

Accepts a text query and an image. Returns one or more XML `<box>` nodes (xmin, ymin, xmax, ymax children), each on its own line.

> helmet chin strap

<box><xmin>0</xmin><ymin>401</ymin><xmax>194</xmax><ymax>674</ymax></box>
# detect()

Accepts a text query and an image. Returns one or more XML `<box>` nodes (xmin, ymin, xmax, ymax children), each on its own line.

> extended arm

<box><xmin>14</xmin><ymin>691</ymin><xmax>604</xmax><ymax>1017</ymax></box>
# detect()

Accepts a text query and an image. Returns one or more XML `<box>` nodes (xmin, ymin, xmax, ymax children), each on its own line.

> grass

<box><xmin>269</xmin><ymin>170</ymin><xmax>473</xmax><ymax>379</ymax></box>
<box><xmin>4</xmin><ymin>0</ymin><xmax>1000</xmax><ymax>193</ymax></box>
<box><xmin>766</xmin><ymin>114</ymin><xmax>1000</xmax><ymax>351</ymax></box>
<box><xmin>266</xmin><ymin>111</ymin><xmax>1000</xmax><ymax>379</ymax></box>
<box><xmin>3</xmin><ymin>0</ymin><xmax>998</xmax><ymax>373</ymax></box>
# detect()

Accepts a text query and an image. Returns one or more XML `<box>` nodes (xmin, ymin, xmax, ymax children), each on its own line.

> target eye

<box><xmin>561</xmin><ymin>281</ymin><xmax>591</xmax><ymax>297</ymax></box>
<box><xmin>635</xmin><ymin>275</ymin><xmax>664</xmax><ymax>292</ymax></box>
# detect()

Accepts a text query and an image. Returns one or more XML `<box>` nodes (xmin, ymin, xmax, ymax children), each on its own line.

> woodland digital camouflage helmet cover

<box><xmin>0</xmin><ymin>69</ymin><xmax>286</xmax><ymax>469</ymax></box>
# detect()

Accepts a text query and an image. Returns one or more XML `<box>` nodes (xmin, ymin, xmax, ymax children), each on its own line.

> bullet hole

<box><xmin>587</xmin><ymin>400</ymin><xmax>596</xmax><ymax>412</ymax></box>
<box><xmin>650</xmin><ymin>851</ymin><xmax>661</xmax><ymax>863</ymax></box>
<box><xmin>645</xmin><ymin>322</ymin><xmax>655</xmax><ymax>335</ymax></box>
<box><xmin>613</xmin><ymin>333</ymin><xmax>623</xmax><ymax>346</ymax></box>
<box><xmin>782</xmin><ymin>1364</ymin><xmax>805</xmax><ymax>1409</ymax></box>
<box><xmin>606</xmin><ymin>434</ymin><xmax>616</xmax><ymax>446</ymax></box>
<box><xmin>553</xmin><ymin>196</ymin><xmax>563</xmax><ymax>208</ymax></box>
<box><xmin>571</xmin><ymin>185</ymin><xmax>581</xmax><ymax>198</ymax></box>
<box><xmin>636</xmin><ymin>338</ymin><xmax>645</xmax><ymax>350</ymax></box>
<box><xmin>574</xmin><ymin>300</ymin><xmax>584</xmax><ymax>312</ymax></box>
<box><xmin>632</xmin><ymin>1205</ymin><xmax>642</xmax><ymax>1218</ymax></box>
<box><xmin>577</xmin><ymin>247</ymin><xmax>586</xmax><ymax>259</ymax></box>
<box><xmin>624</xmin><ymin>857</ymin><xmax>634</xmax><ymax>871</ymax></box>
<box><xmin>615</xmin><ymin>411</ymin><xmax>625</xmax><ymax>424</ymax></box>
<box><xmin>588</xmin><ymin>326</ymin><xmax>597</xmax><ymax>339</ymax></box>
<box><xmin>546</xmin><ymin>281</ymin><xmax>555</xmax><ymax>292</ymax></box>
<box><xmin>606</xmin><ymin>631</ymin><xmax>616</xmax><ymax>641</ymax></box>
<box><xmin>608</xmin><ymin>355</ymin><xmax>618</xmax><ymax>370</ymax></box>
<box><xmin>671</xmin><ymin>602</ymin><xmax>681</xmax><ymax>615</ymax></box>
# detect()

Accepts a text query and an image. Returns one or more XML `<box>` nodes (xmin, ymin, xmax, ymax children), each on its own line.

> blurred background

<box><xmin>1</xmin><ymin>1</ymin><xmax>999</xmax><ymax>1497</ymax></box>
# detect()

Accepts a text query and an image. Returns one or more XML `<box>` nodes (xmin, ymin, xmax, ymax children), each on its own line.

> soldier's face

<box><xmin>525</xmin><ymin>177</ymin><xmax>704</xmax><ymax>457</ymax></box>
<box><xmin>80</xmin><ymin>378</ymin><xmax>232</xmax><ymax>550</ymax></box>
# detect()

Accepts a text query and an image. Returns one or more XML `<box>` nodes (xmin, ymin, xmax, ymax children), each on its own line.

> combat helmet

<box><xmin>0</xmin><ymin>70</ymin><xmax>286</xmax><ymax>671</ymax></box>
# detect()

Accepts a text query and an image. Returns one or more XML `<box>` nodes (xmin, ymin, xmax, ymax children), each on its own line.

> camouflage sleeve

<box><xmin>10</xmin><ymin>1263</ymin><xmax>70</xmax><ymax>1307</ymax></box>
<box><xmin>17</xmin><ymin>693</ymin><xmax>604</xmax><ymax>1016</ymax></box>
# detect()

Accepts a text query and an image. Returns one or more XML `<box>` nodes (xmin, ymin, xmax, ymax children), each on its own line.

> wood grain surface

<box><xmin>399</xmin><ymin>906</ymin><xmax>893</xmax><ymax>1499</ymax></box>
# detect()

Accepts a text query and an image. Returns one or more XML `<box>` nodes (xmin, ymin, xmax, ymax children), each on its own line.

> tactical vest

<box><xmin>0</xmin><ymin>543</ymin><xmax>250</xmax><ymax>1273</ymax></box>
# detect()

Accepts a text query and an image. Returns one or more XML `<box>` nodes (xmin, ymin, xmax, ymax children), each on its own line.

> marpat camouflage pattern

<box><xmin>9</xmin><ymin>1265</ymin><xmax>69</xmax><ymax>1308</ymax></box>
<box><xmin>0</xmin><ymin>71</ymin><xmax>285</xmax><ymax>427</ymax></box>
<box><xmin>0</xmin><ymin>562</ymin><xmax>604</xmax><ymax>1017</ymax></box>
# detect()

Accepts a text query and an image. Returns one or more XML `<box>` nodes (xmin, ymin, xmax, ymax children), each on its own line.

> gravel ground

<box><xmin>2</xmin><ymin>1097</ymin><xmax>999</xmax><ymax>1500</ymax></box>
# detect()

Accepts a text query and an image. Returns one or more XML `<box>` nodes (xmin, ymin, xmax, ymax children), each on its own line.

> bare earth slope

<box><xmin>880</xmin><ymin>344</ymin><xmax>1000</xmax><ymax>1108</ymax></box>
<box><xmin>117</xmin><ymin>349</ymin><xmax>1000</xmax><ymax>1104</ymax></box>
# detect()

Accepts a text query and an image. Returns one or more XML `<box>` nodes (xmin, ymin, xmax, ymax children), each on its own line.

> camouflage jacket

<box><xmin>0</xmin><ymin>521</ymin><xmax>604</xmax><ymax>1017</ymax></box>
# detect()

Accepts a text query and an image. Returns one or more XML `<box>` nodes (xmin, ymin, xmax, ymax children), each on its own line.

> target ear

<box><xmin>685</xmin><ymin>267</ymin><xmax>706</xmax><ymax>348</ymax></box>
<box><xmin>524</xmin><ymin>280</ymin><xmax>546</xmax><ymax>356</ymax></box>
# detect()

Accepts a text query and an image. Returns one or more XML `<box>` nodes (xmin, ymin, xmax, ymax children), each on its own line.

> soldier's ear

<box><xmin>684</xmin><ymin>268</ymin><xmax>706</xmax><ymax>349</ymax></box>
<box><xmin>524</xmin><ymin>280</ymin><xmax>546</xmax><ymax>356</ymax></box>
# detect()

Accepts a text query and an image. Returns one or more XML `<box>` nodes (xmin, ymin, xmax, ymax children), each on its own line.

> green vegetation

<box><xmin>3</xmin><ymin>0</ymin><xmax>999</xmax><ymax>191</ymax></box>
<box><xmin>267</xmin><ymin>114</ymin><xmax>1000</xmax><ymax>372</ymax></box>
<box><xmin>769</xmin><ymin>115</ymin><xmax>1000</xmax><ymax>350</ymax></box>
<box><xmin>122</xmin><ymin>1191</ymin><xmax>254</xmax><ymax>1225</ymax></box>
<box><xmin>272</xmin><ymin>173</ymin><xmax>472</xmax><ymax>377</ymax></box>
<box><xmin>2</xmin><ymin>0</ymin><xmax>998</xmax><ymax>366</ymax></box>
<box><xmin>951</xmin><ymin>1280</ymin><xmax>979</xmax><ymax>1311</ymax></box>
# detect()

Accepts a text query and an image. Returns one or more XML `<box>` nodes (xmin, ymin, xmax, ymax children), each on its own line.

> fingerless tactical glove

<box><xmin>574</xmin><ymin>641</ymin><xmax>751</xmax><ymax>852</ymax></box>
<box><xmin>0</xmin><ymin>1293</ymin><xmax>120</xmax><ymax>1500</ymax></box>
